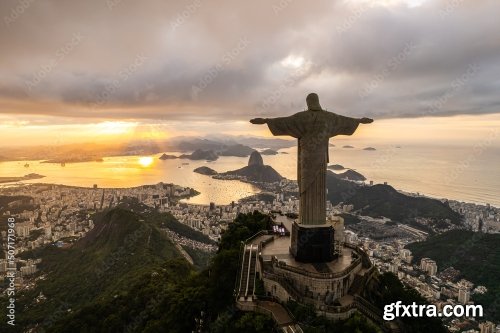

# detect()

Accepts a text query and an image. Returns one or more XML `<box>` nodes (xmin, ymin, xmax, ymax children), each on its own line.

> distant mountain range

<box><xmin>159</xmin><ymin>144</ymin><xmax>258</xmax><ymax>161</ymax></box>
<box><xmin>218</xmin><ymin>144</ymin><xmax>256</xmax><ymax>157</ymax></box>
<box><xmin>179</xmin><ymin>149</ymin><xmax>220</xmax><ymax>161</ymax></box>
<box><xmin>201</xmin><ymin>134</ymin><xmax>295</xmax><ymax>150</ymax></box>
<box><xmin>159</xmin><ymin>153</ymin><xmax>178</xmax><ymax>160</ymax></box>
<box><xmin>165</xmin><ymin>136</ymin><xmax>293</xmax><ymax>152</ymax></box>
<box><xmin>0</xmin><ymin>135</ymin><xmax>294</xmax><ymax>162</ymax></box>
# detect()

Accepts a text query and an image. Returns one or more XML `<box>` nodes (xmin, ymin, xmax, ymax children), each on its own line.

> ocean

<box><xmin>0</xmin><ymin>144</ymin><xmax>499</xmax><ymax>207</ymax></box>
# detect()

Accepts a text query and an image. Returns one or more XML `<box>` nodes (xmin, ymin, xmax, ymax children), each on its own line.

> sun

<box><xmin>281</xmin><ymin>55</ymin><xmax>305</xmax><ymax>69</ymax></box>
<box><xmin>96</xmin><ymin>121</ymin><xmax>137</xmax><ymax>135</ymax></box>
<box><xmin>138</xmin><ymin>156</ymin><xmax>154</xmax><ymax>167</ymax></box>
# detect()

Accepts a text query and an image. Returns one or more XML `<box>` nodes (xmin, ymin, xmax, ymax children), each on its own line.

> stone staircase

<box><xmin>238</xmin><ymin>244</ymin><xmax>257</xmax><ymax>300</ymax></box>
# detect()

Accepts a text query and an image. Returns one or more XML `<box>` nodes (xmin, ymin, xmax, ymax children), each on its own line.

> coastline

<box><xmin>0</xmin><ymin>173</ymin><xmax>45</xmax><ymax>184</ymax></box>
<box><xmin>0</xmin><ymin>151</ymin><xmax>498</xmax><ymax>208</ymax></box>
<box><xmin>2</xmin><ymin>177</ymin><xmax>497</xmax><ymax>210</ymax></box>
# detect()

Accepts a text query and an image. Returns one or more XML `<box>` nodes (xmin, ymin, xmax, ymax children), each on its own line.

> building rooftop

<box><xmin>245</xmin><ymin>215</ymin><xmax>357</xmax><ymax>275</ymax></box>
<box><xmin>261</xmin><ymin>237</ymin><xmax>356</xmax><ymax>274</ymax></box>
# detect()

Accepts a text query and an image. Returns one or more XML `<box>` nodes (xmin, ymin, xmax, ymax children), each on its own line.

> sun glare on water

<box><xmin>138</xmin><ymin>156</ymin><xmax>154</xmax><ymax>167</ymax></box>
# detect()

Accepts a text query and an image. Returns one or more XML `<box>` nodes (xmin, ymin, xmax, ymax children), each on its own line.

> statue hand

<box><xmin>250</xmin><ymin>118</ymin><xmax>267</xmax><ymax>125</ymax></box>
<box><xmin>359</xmin><ymin>117</ymin><xmax>374</xmax><ymax>124</ymax></box>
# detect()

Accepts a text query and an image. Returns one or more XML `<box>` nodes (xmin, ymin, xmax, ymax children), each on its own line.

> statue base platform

<box><xmin>290</xmin><ymin>221</ymin><xmax>335</xmax><ymax>263</ymax></box>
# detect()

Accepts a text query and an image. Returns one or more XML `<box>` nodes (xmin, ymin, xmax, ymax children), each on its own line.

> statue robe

<box><xmin>266</xmin><ymin>110</ymin><xmax>359</xmax><ymax>225</ymax></box>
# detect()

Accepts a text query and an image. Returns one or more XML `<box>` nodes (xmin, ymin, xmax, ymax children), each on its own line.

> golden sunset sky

<box><xmin>1</xmin><ymin>0</ymin><xmax>499</xmax><ymax>147</ymax></box>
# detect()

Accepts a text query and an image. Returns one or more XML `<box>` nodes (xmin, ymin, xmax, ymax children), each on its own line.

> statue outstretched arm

<box><xmin>250</xmin><ymin>118</ymin><xmax>267</xmax><ymax>124</ymax></box>
<box><xmin>250</xmin><ymin>115</ymin><xmax>303</xmax><ymax>138</ymax></box>
<box><xmin>327</xmin><ymin>113</ymin><xmax>373</xmax><ymax>137</ymax></box>
<box><xmin>358</xmin><ymin>117</ymin><xmax>374</xmax><ymax>124</ymax></box>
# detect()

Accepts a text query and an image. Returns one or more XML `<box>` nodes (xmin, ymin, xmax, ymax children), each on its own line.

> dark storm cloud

<box><xmin>0</xmin><ymin>0</ymin><xmax>499</xmax><ymax>122</ymax></box>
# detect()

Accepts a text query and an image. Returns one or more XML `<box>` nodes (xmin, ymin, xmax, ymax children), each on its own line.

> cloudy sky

<box><xmin>1</xmin><ymin>0</ymin><xmax>499</xmax><ymax>146</ymax></box>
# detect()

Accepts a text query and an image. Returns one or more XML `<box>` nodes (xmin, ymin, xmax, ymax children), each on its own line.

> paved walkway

<box><xmin>237</xmin><ymin>299</ymin><xmax>303</xmax><ymax>332</ymax></box>
<box><xmin>256</xmin><ymin>300</ymin><xmax>294</xmax><ymax>326</ymax></box>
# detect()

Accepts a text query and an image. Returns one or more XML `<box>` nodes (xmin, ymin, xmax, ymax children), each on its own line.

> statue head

<box><xmin>306</xmin><ymin>93</ymin><xmax>322</xmax><ymax>111</ymax></box>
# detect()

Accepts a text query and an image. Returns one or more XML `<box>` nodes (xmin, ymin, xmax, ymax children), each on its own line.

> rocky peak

<box><xmin>248</xmin><ymin>151</ymin><xmax>264</xmax><ymax>166</ymax></box>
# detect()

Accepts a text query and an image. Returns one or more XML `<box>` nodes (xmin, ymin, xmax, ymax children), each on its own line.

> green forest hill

<box><xmin>326</xmin><ymin>172</ymin><xmax>462</xmax><ymax>231</ymax></box>
<box><xmin>0</xmin><ymin>208</ymin><xmax>279</xmax><ymax>332</ymax></box>
<box><xmin>407</xmin><ymin>230</ymin><xmax>500</xmax><ymax>321</ymax></box>
<box><xmin>1</xmin><ymin>205</ymin><xmax>447</xmax><ymax>332</ymax></box>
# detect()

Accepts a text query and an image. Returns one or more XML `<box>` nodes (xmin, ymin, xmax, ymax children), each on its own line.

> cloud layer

<box><xmin>1</xmin><ymin>0</ymin><xmax>499</xmax><ymax>123</ymax></box>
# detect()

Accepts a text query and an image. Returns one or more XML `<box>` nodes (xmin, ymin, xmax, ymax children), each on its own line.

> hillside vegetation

<box><xmin>0</xmin><ymin>206</ymin><xmax>453</xmax><ymax>332</ymax></box>
<box><xmin>407</xmin><ymin>230</ymin><xmax>500</xmax><ymax>321</ymax></box>
<box><xmin>326</xmin><ymin>172</ymin><xmax>462</xmax><ymax>229</ymax></box>
<box><xmin>0</xmin><ymin>210</ymin><xmax>277</xmax><ymax>332</ymax></box>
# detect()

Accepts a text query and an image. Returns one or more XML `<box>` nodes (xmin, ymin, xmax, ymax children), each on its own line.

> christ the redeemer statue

<box><xmin>251</xmin><ymin>93</ymin><xmax>373</xmax><ymax>226</ymax></box>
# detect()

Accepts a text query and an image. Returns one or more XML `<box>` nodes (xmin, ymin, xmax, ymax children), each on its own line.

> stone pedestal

<box><xmin>290</xmin><ymin>222</ymin><xmax>335</xmax><ymax>263</ymax></box>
